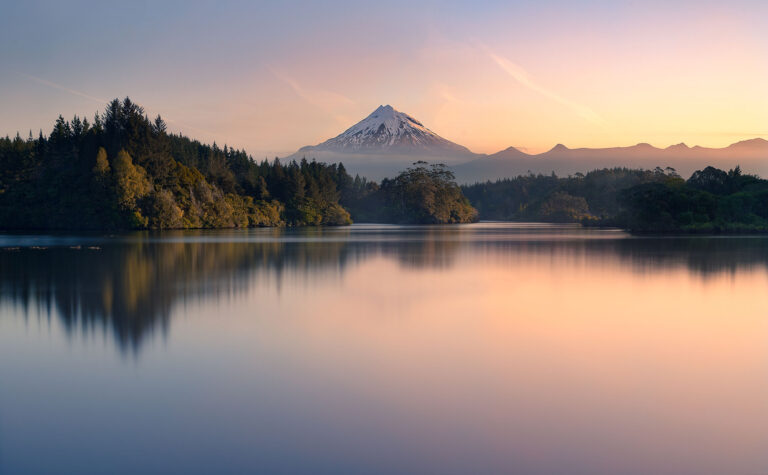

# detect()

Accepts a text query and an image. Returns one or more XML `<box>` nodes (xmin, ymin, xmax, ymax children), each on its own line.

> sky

<box><xmin>1</xmin><ymin>0</ymin><xmax>766</xmax><ymax>156</ymax></box>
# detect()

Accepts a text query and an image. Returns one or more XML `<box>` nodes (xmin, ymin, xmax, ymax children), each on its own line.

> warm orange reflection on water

<box><xmin>1</xmin><ymin>225</ymin><xmax>767</xmax><ymax>474</ymax></box>
<box><xmin>177</xmin><ymin>237</ymin><xmax>768</xmax><ymax>473</ymax></box>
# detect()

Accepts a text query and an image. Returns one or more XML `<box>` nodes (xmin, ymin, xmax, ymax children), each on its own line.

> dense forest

<box><xmin>617</xmin><ymin>166</ymin><xmax>768</xmax><ymax>232</ymax></box>
<box><xmin>0</xmin><ymin>98</ymin><xmax>476</xmax><ymax>229</ymax></box>
<box><xmin>463</xmin><ymin>167</ymin><xmax>680</xmax><ymax>222</ymax></box>
<box><xmin>463</xmin><ymin>166</ymin><xmax>768</xmax><ymax>233</ymax></box>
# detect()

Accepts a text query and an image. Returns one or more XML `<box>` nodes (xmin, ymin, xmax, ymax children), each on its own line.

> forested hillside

<box><xmin>0</xmin><ymin>98</ymin><xmax>355</xmax><ymax>229</ymax></box>
<box><xmin>0</xmin><ymin>98</ymin><xmax>478</xmax><ymax>229</ymax></box>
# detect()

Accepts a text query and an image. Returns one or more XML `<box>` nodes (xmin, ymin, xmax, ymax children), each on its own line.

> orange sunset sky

<box><xmin>1</xmin><ymin>0</ymin><xmax>766</xmax><ymax>157</ymax></box>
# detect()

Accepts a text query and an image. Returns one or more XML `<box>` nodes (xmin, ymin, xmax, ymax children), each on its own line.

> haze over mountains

<box><xmin>289</xmin><ymin>105</ymin><xmax>768</xmax><ymax>183</ymax></box>
<box><xmin>457</xmin><ymin>138</ymin><xmax>768</xmax><ymax>183</ymax></box>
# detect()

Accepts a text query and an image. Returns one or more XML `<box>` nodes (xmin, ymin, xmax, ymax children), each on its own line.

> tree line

<box><xmin>617</xmin><ymin>166</ymin><xmax>768</xmax><ymax>233</ymax></box>
<box><xmin>17</xmin><ymin>97</ymin><xmax>760</xmax><ymax>233</ymax></box>
<box><xmin>462</xmin><ymin>167</ymin><xmax>680</xmax><ymax>222</ymax></box>
<box><xmin>0</xmin><ymin>98</ymin><xmax>478</xmax><ymax>230</ymax></box>
<box><xmin>462</xmin><ymin>166</ymin><xmax>768</xmax><ymax>232</ymax></box>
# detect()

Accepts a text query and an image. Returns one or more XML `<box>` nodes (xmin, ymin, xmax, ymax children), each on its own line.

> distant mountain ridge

<box><xmin>455</xmin><ymin>138</ymin><xmax>768</xmax><ymax>183</ymax></box>
<box><xmin>489</xmin><ymin>138</ymin><xmax>768</xmax><ymax>160</ymax></box>
<box><xmin>288</xmin><ymin>105</ymin><xmax>768</xmax><ymax>182</ymax></box>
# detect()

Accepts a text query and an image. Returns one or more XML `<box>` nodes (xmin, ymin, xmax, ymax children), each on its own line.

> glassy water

<box><xmin>1</xmin><ymin>223</ymin><xmax>767</xmax><ymax>474</ymax></box>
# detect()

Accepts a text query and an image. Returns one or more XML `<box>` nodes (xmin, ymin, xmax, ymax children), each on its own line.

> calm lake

<box><xmin>1</xmin><ymin>223</ymin><xmax>767</xmax><ymax>474</ymax></box>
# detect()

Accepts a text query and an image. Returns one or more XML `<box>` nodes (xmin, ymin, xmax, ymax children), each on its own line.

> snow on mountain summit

<box><xmin>300</xmin><ymin>105</ymin><xmax>472</xmax><ymax>155</ymax></box>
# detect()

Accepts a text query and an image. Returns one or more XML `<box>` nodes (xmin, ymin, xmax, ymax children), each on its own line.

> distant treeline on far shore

<box><xmin>463</xmin><ymin>165</ymin><xmax>768</xmax><ymax>233</ymax></box>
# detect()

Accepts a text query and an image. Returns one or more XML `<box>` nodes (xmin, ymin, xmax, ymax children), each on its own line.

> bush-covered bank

<box><xmin>614</xmin><ymin>166</ymin><xmax>768</xmax><ymax>233</ymax></box>
<box><xmin>462</xmin><ymin>166</ymin><xmax>768</xmax><ymax>233</ymax></box>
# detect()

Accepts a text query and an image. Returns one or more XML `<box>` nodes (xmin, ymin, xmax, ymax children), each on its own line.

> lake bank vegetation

<box><xmin>463</xmin><ymin>166</ymin><xmax>768</xmax><ymax>233</ymax></box>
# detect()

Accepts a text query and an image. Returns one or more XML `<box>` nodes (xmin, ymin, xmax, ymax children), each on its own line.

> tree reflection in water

<box><xmin>0</xmin><ymin>225</ymin><xmax>766</xmax><ymax>354</ymax></box>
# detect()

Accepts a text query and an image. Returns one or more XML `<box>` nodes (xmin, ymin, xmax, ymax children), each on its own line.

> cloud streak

<box><xmin>480</xmin><ymin>46</ymin><xmax>604</xmax><ymax>125</ymax></box>
<box><xmin>269</xmin><ymin>67</ymin><xmax>355</xmax><ymax>126</ymax></box>
<box><xmin>20</xmin><ymin>72</ymin><xmax>226</xmax><ymax>142</ymax></box>
<box><xmin>20</xmin><ymin>73</ymin><xmax>107</xmax><ymax>104</ymax></box>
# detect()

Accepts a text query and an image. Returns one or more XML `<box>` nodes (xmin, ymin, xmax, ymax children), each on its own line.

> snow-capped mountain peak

<box><xmin>299</xmin><ymin>105</ymin><xmax>472</xmax><ymax>155</ymax></box>
<box><xmin>345</xmin><ymin>105</ymin><xmax>427</xmax><ymax>142</ymax></box>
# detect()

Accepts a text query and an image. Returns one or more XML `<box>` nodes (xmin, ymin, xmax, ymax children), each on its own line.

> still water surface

<box><xmin>1</xmin><ymin>223</ymin><xmax>767</xmax><ymax>474</ymax></box>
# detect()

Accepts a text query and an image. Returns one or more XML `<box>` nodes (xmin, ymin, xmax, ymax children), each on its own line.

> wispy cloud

<box><xmin>20</xmin><ymin>72</ymin><xmax>224</xmax><ymax>141</ymax></box>
<box><xmin>268</xmin><ymin>67</ymin><xmax>355</xmax><ymax>126</ymax></box>
<box><xmin>478</xmin><ymin>45</ymin><xmax>604</xmax><ymax>125</ymax></box>
<box><xmin>20</xmin><ymin>73</ymin><xmax>107</xmax><ymax>104</ymax></box>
